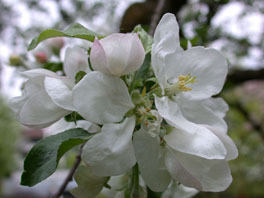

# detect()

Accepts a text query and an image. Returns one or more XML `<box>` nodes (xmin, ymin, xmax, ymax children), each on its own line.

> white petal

<box><xmin>133</xmin><ymin>126</ymin><xmax>171</xmax><ymax>192</ymax></box>
<box><xmin>19</xmin><ymin>90</ymin><xmax>70</xmax><ymax>128</ymax></box>
<box><xmin>90</xmin><ymin>39</ymin><xmax>109</xmax><ymax>74</ymax></box>
<box><xmin>162</xmin><ymin>183</ymin><xmax>198</xmax><ymax>198</ymax></box>
<box><xmin>187</xmin><ymin>40</ymin><xmax>192</xmax><ymax>49</ymax></box>
<box><xmin>152</xmin><ymin>13</ymin><xmax>183</xmax><ymax>92</ymax></box>
<box><xmin>9</xmin><ymin>94</ymin><xmax>27</xmax><ymax>115</ymax></box>
<box><xmin>155</xmin><ymin>96</ymin><xmax>198</xmax><ymax>134</ymax></box>
<box><xmin>9</xmin><ymin>77</ymin><xmax>70</xmax><ymax>128</ymax></box>
<box><xmin>207</xmin><ymin>127</ymin><xmax>238</xmax><ymax>161</ymax></box>
<box><xmin>165</xmin><ymin>150</ymin><xmax>202</xmax><ymax>190</ymax></box>
<box><xmin>153</xmin><ymin>13</ymin><xmax>182</xmax><ymax>56</ymax></box>
<box><xmin>175</xmin><ymin>97</ymin><xmax>237</xmax><ymax>160</ymax></box>
<box><xmin>177</xmin><ymin>96</ymin><xmax>228</xmax><ymax>133</ymax></box>
<box><xmin>164</xmin><ymin>47</ymin><xmax>228</xmax><ymax>99</ymax></box>
<box><xmin>165</xmin><ymin>149</ymin><xmax>233</xmax><ymax>192</ymax></box>
<box><xmin>81</xmin><ymin>117</ymin><xmax>136</xmax><ymax>176</ymax></box>
<box><xmin>93</xmin><ymin>33</ymin><xmax>145</xmax><ymax>76</ymax></box>
<box><xmin>64</xmin><ymin>46</ymin><xmax>90</xmax><ymax>79</ymax></box>
<box><xmin>44</xmin><ymin>119</ymin><xmax>100</xmax><ymax>137</ymax></box>
<box><xmin>203</xmin><ymin>97</ymin><xmax>229</xmax><ymax>118</ymax></box>
<box><xmin>71</xmin><ymin>165</ymin><xmax>107</xmax><ymax>198</ymax></box>
<box><xmin>73</xmin><ymin>71</ymin><xmax>134</xmax><ymax>124</ymax></box>
<box><xmin>121</xmin><ymin>34</ymin><xmax>145</xmax><ymax>75</ymax></box>
<box><xmin>22</xmin><ymin>68</ymin><xmax>58</xmax><ymax>78</ymax></box>
<box><xmin>45</xmin><ymin>76</ymin><xmax>75</xmax><ymax>111</ymax></box>
<box><xmin>100</xmin><ymin>34</ymin><xmax>130</xmax><ymax>74</ymax></box>
<box><xmin>76</xmin><ymin>120</ymin><xmax>100</xmax><ymax>133</ymax></box>
<box><xmin>9</xmin><ymin>76</ymin><xmax>44</xmax><ymax>115</ymax></box>
<box><xmin>156</xmin><ymin>96</ymin><xmax>226</xmax><ymax>159</ymax></box>
<box><xmin>43</xmin><ymin>118</ymin><xmax>75</xmax><ymax>137</ymax></box>
<box><xmin>164</xmin><ymin>127</ymin><xmax>226</xmax><ymax>160</ymax></box>
<box><xmin>97</xmin><ymin>175</ymin><xmax>129</xmax><ymax>198</ymax></box>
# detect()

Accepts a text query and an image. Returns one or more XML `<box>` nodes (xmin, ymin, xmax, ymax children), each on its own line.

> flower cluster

<box><xmin>9</xmin><ymin>13</ymin><xmax>237</xmax><ymax>197</ymax></box>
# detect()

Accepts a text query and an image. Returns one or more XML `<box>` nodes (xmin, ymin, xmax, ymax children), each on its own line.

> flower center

<box><xmin>165</xmin><ymin>74</ymin><xmax>197</xmax><ymax>96</ymax></box>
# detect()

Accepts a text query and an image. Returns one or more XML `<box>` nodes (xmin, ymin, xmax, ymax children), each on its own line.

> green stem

<box><xmin>129</xmin><ymin>164</ymin><xmax>140</xmax><ymax>198</ymax></box>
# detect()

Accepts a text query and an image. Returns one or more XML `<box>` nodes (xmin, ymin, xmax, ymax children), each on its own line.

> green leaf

<box><xmin>28</xmin><ymin>23</ymin><xmax>104</xmax><ymax>51</ymax></box>
<box><xmin>21</xmin><ymin>128</ymin><xmax>92</xmax><ymax>186</ymax></box>
<box><xmin>75</xmin><ymin>71</ymin><xmax>87</xmax><ymax>84</ymax></box>
<box><xmin>43</xmin><ymin>62</ymin><xmax>63</xmax><ymax>72</ymax></box>
<box><xmin>133</xmin><ymin>25</ymin><xmax>153</xmax><ymax>54</ymax></box>
<box><xmin>128</xmin><ymin>53</ymin><xmax>151</xmax><ymax>93</ymax></box>
<box><xmin>135</xmin><ymin>53</ymin><xmax>151</xmax><ymax>80</ymax></box>
<box><xmin>64</xmin><ymin>112</ymin><xmax>85</xmax><ymax>123</ymax></box>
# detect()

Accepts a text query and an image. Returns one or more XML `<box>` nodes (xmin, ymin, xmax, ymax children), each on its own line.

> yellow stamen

<box><xmin>165</xmin><ymin>74</ymin><xmax>197</xmax><ymax>96</ymax></box>
<box><xmin>142</xmin><ymin>86</ymin><xmax>146</xmax><ymax>97</ymax></box>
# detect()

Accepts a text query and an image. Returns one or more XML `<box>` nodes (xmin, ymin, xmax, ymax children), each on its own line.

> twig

<box><xmin>54</xmin><ymin>146</ymin><xmax>83</xmax><ymax>198</ymax></box>
<box><xmin>148</xmin><ymin>0</ymin><xmax>167</xmax><ymax>36</ymax></box>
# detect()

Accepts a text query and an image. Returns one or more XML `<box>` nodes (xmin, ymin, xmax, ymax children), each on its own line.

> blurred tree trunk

<box><xmin>120</xmin><ymin>0</ymin><xmax>187</xmax><ymax>33</ymax></box>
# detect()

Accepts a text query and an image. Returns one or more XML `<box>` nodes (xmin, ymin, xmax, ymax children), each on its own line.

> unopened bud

<box><xmin>90</xmin><ymin>33</ymin><xmax>145</xmax><ymax>76</ymax></box>
<box><xmin>35</xmin><ymin>52</ymin><xmax>47</xmax><ymax>63</ymax></box>
<box><xmin>46</xmin><ymin>38</ymin><xmax>64</xmax><ymax>55</ymax></box>
<box><xmin>9</xmin><ymin>54</ymin><xmax>22</xmax><ymax>66</ymax></box>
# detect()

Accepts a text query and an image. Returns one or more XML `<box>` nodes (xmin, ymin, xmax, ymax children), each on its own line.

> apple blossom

<box><xmin>152</xmin><ymin>13</ymin><xmax>228</xmax><ymax>100</ymax></box>
<box><xmin>133</xmin><ymin>101</ymin><xmax>237</xmax><ymax>192</ymax></box>
<box><xmin>150</xmin><ymin>14</ymin><xmax>234</xmax><ymax>157</ymax></box>
<box><xmin>9</xmin><ymin>46</ymin><xmax>90</xmax><ymax>128</ymax></box>
<box><xmin>124</xmin><ymin>13</ymin><xmax>238</xmax><ymax>193</ymax></box>
<box><xmin>90</xmin><ymin>33</ymin><xmax>145</xmax><ymax>76</ymax></box>
<box><xmin>9</xmin><ymin>69</ymin><xmax>72</xmax><ymax>128</ymax></box>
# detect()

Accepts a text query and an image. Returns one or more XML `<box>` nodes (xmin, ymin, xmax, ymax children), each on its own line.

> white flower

<box><xmin>90</xmin><ymin>33</ymin><xmax>145</xmax><ymax>76</ymax></box>
<box><xmin>9</xmin><ymin>47</ymin><xmax>90</xmax><ymax>128</ymax></box>
<box><xmin>132</xmin><ymin>14</ymin><xmax>237</xmax><ymax>191</ymax></box>
<box><xmin>133</xmin><ymin>98</ymin><xmax>238</xmax><ymax>192</ymax></box>
<box><xmin>150</xmin><ymin>14</ymin><xmax>236</xmax><ymax>161</ymax></box>
<box><xmin>152</xmin><ymin>13</ymin><xmax>228</xmax><ymax>100</ymax></box>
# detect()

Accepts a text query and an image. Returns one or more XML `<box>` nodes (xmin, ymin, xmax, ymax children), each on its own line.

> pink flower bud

<box><xmin>35</xmin><ymin>52</ymin><xmax>47</xmax><ymax>63</ymax></box>
<box><xmin>90</xmin><ymin>33</ymin><xmax>145</xmax><ymax>76</ymax></box>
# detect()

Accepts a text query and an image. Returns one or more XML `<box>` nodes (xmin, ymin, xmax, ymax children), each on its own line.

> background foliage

<box><xmin>0</xmin><ymin>96</ymin><xmax>19</xmax><ymax>189</ymax></box>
